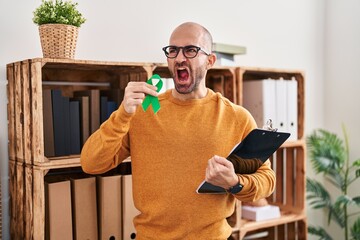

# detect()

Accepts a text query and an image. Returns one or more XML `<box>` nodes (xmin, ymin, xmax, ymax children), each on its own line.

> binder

<box><xmin>73</xmin><ymin>95</ymin><xmax>90</xmax><ymax>145</ymax></box>
<box><xmin>100</xmin><ymin>96</ymin><xmax>108</xmax><ymax>124</ymax></box>
<box><xmin>45</xmin><ymin>180</ymin><xmax>73</xmax><ymax>240</ymax></box>
<box><xmin>43</xmin><ymin>89</ymin><xmax>55</xmax><ymax>157</ymax></box>
<box><xmin>286</xmin><ymin>78</ymin><xmax>298</xmax><ymax>140</ymax></box>
<box><xmin>74</xmin><ymin>90</ymin><xmax>100</xmax><ymax>134</ymax></box>
<box><xmin>196</xmin><ymin>128</ymin><xmax>290</xmax><ymax>194</ymax></box>
<box><xmin>242</xmin><ymin>79</ymin><xmax>277</xmax><ymax>128</ymax></box>
<box><xmin>275</xmin><ymin>79</ymin><xmax>288</xmax><ymax>133</ymax></box>
<box><xmin>69</xmin><ymin>100</ymin><xmax>81</xmax><ymax>154</ymax></box>
<box><xmin>71</xmin><ymin>177</ymin><xmax>98</xmax><ymax>240</ymax></box>
<box><xmin>52</xmin><ymin>89</ymin><xmax>71</xmax><ymax>156</ymax></box>
<box><xmin>122</xmin><ymin>175</ymin><xmax>140</xmax><ymax>240</ymax></box>
<box><xmin>97</xmin><ymin>175</ymin><xmax>122</xmax><ymax>240</ymax></box>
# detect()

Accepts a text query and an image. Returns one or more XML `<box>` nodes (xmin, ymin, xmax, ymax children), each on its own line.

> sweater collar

<box><xmin>164</xmin><ymin>88</ymin><xmax>216</xmax><ymax>106</ymax></box>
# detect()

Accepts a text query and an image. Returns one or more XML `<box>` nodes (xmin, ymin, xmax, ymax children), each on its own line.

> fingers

<box><xmin>213</xmin><ymin>155</ymin><xmax>233</xmax><ymax>168</ymax></box>
<box><xmin>123</xmin><ymin>82</ymin><xmax>159</xmax><ymax>114</ymax></box>
<box><xmin>205</xmin><ymin>156</ymin><xmax>229</xmax><ymax>180</ymax></box>
<box><xmin>205</xmin><ymin>155</ymin><xmax>237</xmax><ymax>189</ymax></box>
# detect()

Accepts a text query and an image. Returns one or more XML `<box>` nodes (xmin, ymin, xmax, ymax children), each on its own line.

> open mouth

<box><xmin>177</xmin><ymin>68</ymin><xmax>189</xmax><ymax>82</ymax></box>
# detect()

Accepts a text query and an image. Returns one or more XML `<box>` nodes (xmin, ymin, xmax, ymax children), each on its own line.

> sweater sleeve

<box><xmin>80</xmin><ymin>104</ymin><xmax>132</xmax><ymax>174</ymax></box>
<box><xmin>234</xmin><ymin>159</ymin><xmax>276</xmax><ymax>202</ymax></box>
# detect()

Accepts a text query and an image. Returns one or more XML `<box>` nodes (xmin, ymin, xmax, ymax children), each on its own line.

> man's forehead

<box><xmin>170</xmin><ymin>29</ymin><xmax>205</xmax><ymax>45</ymax></box>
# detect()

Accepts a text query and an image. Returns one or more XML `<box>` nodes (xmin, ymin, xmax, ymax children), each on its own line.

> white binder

<box><xmin>275</xmin><ymin>79</ymin><xmax>288</xmax><ymax>133</ymax></box>
<box><xmin>122</xmin><ymin>175</ymin><xmax>140</xmax><ymax>240</ymax></box>
<box><xmin>243</xmin><ymin>79</ymin><xmax>277</xmax><ymax>128</ymax></box>
<box><xmin>286</xmin><ymin>78</ymin><xmax>298</xmax><ymax>140</ymax></box>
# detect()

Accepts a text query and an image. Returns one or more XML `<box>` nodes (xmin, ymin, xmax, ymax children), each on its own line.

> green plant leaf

<box><xmin>306</xmin><ymin>178</ymin><xmax>331</xmax><ymax>209</ymax></box>
<box><xmin>351</xmin><ymin>218</ymin><xmax>360</xmax><ymax>240</ymax></box>
<box><xmin>352</xmin><ymin>159</ymin><xmax>360</xmax><ymax>167</ymax></box>
<box><xmin>308</xmin><ymin>225</ymin><xmax>333</xmax><ymax>240</ymax></box>
<box><xmin>328</xmin><ymin>204</ymin><xmax>345</xmax><ymax>228</ymax></box>
<box><xmin>353</xmin><ymin>196</ymin><xmax>360</xmax><ymax>205</ymax></box>
<box><xmin>334</xmin><ymin>195</ymin><xmax>355</xmax><ymax>209</ymax></box>
<box><xmin>356</xmin><ymin>169</ymin><xmax>360</xmax><ymax>179</ymax></box>
<box><xmin>325</xmin><ymin>170</ymin><xmax>345</xmax><ymax>190</ymax></box>
<box><xmin>33</xmin><ymin>0</ymin><xmax>86</xmax><ymax>27</ymax></box>
<box><xmin>307</xmin><ymin>129</ymin><xmax>346</xmax><ymax>174</ymax></box>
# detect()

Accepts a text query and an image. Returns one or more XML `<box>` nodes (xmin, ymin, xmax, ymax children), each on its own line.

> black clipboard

<box><xmin>196</xmin><ymin>128</ymin><xmax>290</xmax><ymax>194</ymax></box>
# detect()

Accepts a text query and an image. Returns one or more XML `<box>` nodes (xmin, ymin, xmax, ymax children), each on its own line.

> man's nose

<box><xmin>175</xmin><ymin>49</ymin><xmax>187</xmax><ymax>62</ymax></box>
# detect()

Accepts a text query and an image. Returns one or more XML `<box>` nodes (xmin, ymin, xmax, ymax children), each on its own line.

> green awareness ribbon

<box><xmin>142</xmin><ymin>74</ymin><xmax>163</xmax><ymax>114</ymax></box>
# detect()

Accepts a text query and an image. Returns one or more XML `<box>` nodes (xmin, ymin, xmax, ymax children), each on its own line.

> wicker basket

<box><xmin>39</xmin><ymin>24</ymin><xmax>79</xmax><ymax>59</ymax></box>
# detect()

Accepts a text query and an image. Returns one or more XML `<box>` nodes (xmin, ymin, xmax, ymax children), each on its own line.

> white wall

<box><xmin>0</xmin><ymin>0</ymin><xmax>330</xmax><ymax>239</ymax></box>
<box><xmin>323</xmin><ymin>0</ymin><xmax>360</xmax><ymax>239</ymax></box>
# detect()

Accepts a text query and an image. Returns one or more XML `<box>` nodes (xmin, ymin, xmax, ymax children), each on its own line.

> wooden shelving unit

<box><xmin>7</xmin><ymin>58</ymin><xmax>306</xmax><ymax>240</ymax></box>
<box><xmin>234</xmin><ymin>67</ymin><xmax>307</xmax><ymax>240</ymax></box>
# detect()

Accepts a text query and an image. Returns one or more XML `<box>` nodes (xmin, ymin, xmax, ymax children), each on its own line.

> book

<box><xmin>241</xmin><ymin>204</ymin><xmax>281</xmax><ymax>221</ymax></box>
<box><xmin>74</xmin><ymin>90</ymin><xmax>100</xmax><ymax>134</ymax></box>
<box><xmin>69</xmin><ymin>100</ymin><xmax>81</xmax><ymax>155</ymax></box>
<box><xmin>52</xmin><ymin>89</ymin><xmax>71</xmax><ymax>156</ymax></box>
<box><xmin>73</xmin><ymin>96</ymin><xmax>90</xmax><ymax>146</ymax></box>
<box><xmin>196</xmin><ymin>128</ymin><xmax>290</xmax><ymax>194</ymax></box>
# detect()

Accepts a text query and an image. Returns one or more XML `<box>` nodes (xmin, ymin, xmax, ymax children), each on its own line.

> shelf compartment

<box><xmin>9</xmin><ymin>159</ymin><xmax>131</xmax><ymax>240</ymax></box>
<box><xmin>6</xmin><ymin>59</ymin><xmax>153</xmax><ymax>165</ymax></box>
<box><xmin>236</xmin><ymin>67</ymin><xmax>305</xmax><ymax>140</ymax></box>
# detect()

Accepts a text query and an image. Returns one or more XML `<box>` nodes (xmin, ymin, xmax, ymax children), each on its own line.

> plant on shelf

<box><xmin>32</xmin><ymin>0</ymin><xmax>86</xmax><ymax>59</ymax></box>
<box><xmin>33</xmin><ymin>0</ymin><xmax>86</xmax><ymax>27</ymax></box>
<box><xmin>306</xmin><ymin>126</ymin><xmax>360</xmax><ymax>240</ymax></box>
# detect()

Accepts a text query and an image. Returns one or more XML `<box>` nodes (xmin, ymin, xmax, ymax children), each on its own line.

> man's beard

<box><xmin>171</xmin><ymin>64</ymin><xmax>206</xmax><ymax>94</ymax></box>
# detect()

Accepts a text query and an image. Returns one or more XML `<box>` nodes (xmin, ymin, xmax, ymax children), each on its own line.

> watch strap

<box><xmin>227</xmin><ymin>182</ymin><xmax>243</xmax><ymax>194</ymax></box>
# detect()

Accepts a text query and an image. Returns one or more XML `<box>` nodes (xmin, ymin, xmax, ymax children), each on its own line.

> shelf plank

<box><xmin>238</xmin><ymin>212</ymin><xmax>306</xmax><ymax>234</ymax></box>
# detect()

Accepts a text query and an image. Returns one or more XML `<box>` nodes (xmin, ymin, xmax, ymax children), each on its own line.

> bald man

<box><xmin>81</xmin><ymin>22</ymin><xmax>275</xmax><ymax>240</ymax></box>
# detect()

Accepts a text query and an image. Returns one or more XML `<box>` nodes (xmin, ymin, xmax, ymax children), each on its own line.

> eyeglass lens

<box><xmin>163</xmin><ymin>46</ymin><xmax>201</xmax><ymax>59</ymax></box>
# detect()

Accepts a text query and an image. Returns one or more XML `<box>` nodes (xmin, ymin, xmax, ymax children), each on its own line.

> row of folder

<box><xmin>45</xmin><ymin>174</ymin><xmax>139</xmax><ymax>240</ymax></box>
<box><xmin>242</xmin><ymin>78</ymin><xmax>298</xmax><ymax>141</ymax></box>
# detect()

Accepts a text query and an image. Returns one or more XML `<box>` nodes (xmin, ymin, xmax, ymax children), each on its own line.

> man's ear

<box><xmin>206</xmin><ymin>53</ymin><xmax>217</xmax><ymax>69</ymax></box>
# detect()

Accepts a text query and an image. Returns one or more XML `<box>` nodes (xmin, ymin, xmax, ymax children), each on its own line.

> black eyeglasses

<box><xmin>162</xmin><ymin>45</ymin><xmax>210</xmax><ymax>59</ymax></box>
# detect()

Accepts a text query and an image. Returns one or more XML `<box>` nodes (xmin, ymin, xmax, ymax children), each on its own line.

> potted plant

<box><xmin>32</xmin><ymin>0</ymin><xmax>86</xmax><ymax>59</ymax></box>
<box><xmin>306</xmin><ymin>126</ymin><xmax>360</xmax><ymax>240</ymax></box>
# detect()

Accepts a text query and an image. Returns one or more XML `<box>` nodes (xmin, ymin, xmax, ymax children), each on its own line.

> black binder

<box><xmin>196</xmin><ymin>128</ymin><xmax>290</xmax><ymax>194</ymax></box>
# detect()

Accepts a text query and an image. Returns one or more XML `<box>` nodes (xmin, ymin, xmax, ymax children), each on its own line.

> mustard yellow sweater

<box><xmin>81</xmin><ymin>89</ymin><xmax>275</xmax><ymax>240</ymax></box>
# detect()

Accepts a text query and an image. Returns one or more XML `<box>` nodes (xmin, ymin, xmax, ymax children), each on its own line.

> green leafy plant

<box><xmin>33</xmin><ymin>0</ymin><xmax>86</xmax><ymax>27</ymax></box>
<box><xmin>306</xmin><ymin>126</ymin><xmax>360</xmax><ymax>240</ymax></box>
